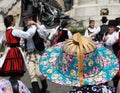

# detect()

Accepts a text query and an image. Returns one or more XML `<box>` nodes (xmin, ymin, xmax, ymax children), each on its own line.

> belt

<box><xmin>8</xmin><ymin>43</ymin><xmax>20</xmax><ymax>48</ymax></box>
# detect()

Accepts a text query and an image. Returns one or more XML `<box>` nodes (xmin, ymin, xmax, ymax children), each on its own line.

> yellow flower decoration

<box><xmin>70</xmin><ymin>70</ymin><xmax>76</xmax><ymax>76</ymax></box>
<box><xmin>47</xmin><ymin>48</ymin><xmax>53</xmax><ymax>52</ymax></box>
<box><xmin>47</xmin><ymin>69</ymin><xmax>53</xmax><ymax>73</ymax></box>
<box><xmin>95</xmin><ymin>76</ymin><xmax>102</xmax><ymax>82</ymax></box>
<box><xmin>49</xmin><ymin>57</ymin><xmax>56</xmax><ymax>63</ymax></box>
<box><xmin>106</xmin><ymin>50</ymin><xmax>112</xmax><ymax>55</ymax></box>
<box><xmin>62</xmin><ymin>57</ymin><xmax>67</xmax><ymax>64</ymax></box>
<box><xmin>88</xmin><ymin>59</ymin><xmax>94</xmax><ymax>67</ymax></box>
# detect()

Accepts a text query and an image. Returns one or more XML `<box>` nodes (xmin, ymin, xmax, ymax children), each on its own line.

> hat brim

<box><xmin>39</xmin><ymin>42</ymin><xmax>119</xmax><ymax>87</ymax></box>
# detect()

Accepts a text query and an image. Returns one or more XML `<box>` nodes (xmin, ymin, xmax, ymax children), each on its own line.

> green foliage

<box><xmin>0</xmin><ymin>41</ymin><xmax>5</xmax><ymax>52</ymax></box>
<box><xmin>69</xmin><ymin>26</ymin><xmax>86</xmax><ymax>35</ymax></box>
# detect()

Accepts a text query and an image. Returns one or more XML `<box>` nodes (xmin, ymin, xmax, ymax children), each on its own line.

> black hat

<box><xmin>115</xmin><ymin>17</ymin><xmax>120</xmax><ymax>25</ymax></box>
<box><xmin>108</xmin><ymin>20</ymin><xmax>117</xmax><ymax>27</ymax></box>
<box><xmin>22</xmin><ymin>11</ymin><xmax>33</xmax><ymax>19</ymax></box>
<box><xmin>101</xmin><ymin>16</ymin><xmax>108</xmax><ymax>23</ymax></box>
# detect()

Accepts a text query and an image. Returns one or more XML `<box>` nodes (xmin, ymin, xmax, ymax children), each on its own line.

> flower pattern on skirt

<box><xmin>39</xmin><ymin>42</ymin><xmax>119</xmax><ymax>86</ymax></box>
<box><xmin>0</xmin><ymin>78</ymin><xmax>31</xmax><ymax>93</ymax></box>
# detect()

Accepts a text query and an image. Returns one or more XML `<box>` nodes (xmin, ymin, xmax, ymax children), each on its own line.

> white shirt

<box><xmin>104</xmin><ymin>31</ymin><xmax>119</xmax><ymax>51</ymax></box>
<box><xmin>84</xmin><ymin>27</ymin><xmax>97</xmax><ymax>39</ymax></box>
<box><xmin>26</xmin><ymin>24</ymin><xmax>48</xmax><ymax>51</ymax></box>
<box><xmin>48</xmin><ymin>25</ymin><xmax>60</xmax><ymax>41</ymax></box>
<box><xmin>36</xmin><ymin>24</ymin><xmax>48</xmax><ymax>38</ymax></box>
<box><xmin>7</xmin><ymin>26</ymin><xmax>30</xmax><ymax>39</ymax></box>
<box><xmin>104</xmin><ymin>31</ymin><xmax>119</xmax><ymax>46</ymax></box>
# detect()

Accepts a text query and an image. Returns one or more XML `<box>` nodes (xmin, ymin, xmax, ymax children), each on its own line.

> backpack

<box><xmin>32</xmin><ymin>30</ymin><xmax>45</xmax><ymax>52</ymax></box>
<box><xmin>95</xmin><ymin>25</ymin><xmax>108</xmax><ymax>42</ymax></box>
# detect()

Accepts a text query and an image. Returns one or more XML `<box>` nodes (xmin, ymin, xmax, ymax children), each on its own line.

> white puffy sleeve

<box><xmin>104</xmin><ymin>32</ymin><xmax>119</xmax><ymax>46</ymax></box>
<box><xmin>36</xmin><ymin>24</ymin><xmax>48</xmax><ymax>38</ymax></box>
<box><xmin>68</xmin><ymin>30</ymin><xmax>72</xmax><ymax>39</ymax></box>
<box><xmin>12</xmin><ymin>25</ymin><xmax>37</xmax><ymax>39</ymax></box>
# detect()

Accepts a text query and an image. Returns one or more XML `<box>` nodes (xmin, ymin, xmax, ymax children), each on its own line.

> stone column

<box><xmin>73</xmin><ymin>0</ymin><xmax>79</xmax><ymax>6</ymax></box>
<box><xmin>97</xmin><ymin>0</ymin><xmax>109</xmax><ymax>5</ymax></box>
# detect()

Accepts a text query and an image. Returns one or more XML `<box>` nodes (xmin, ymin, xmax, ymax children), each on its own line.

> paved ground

<box><xmin>20</xmin><ymin>71</ymin><xmax>120</xmax><ymax>93</ymax></box>
<box><xmin>21</xmin><ymin>71</ymin><xmax>72</xmax><ymax>93</ymax></box>
<box><xmin>2</xmin><ymin>70</ymin><xmax>120</xmax><ymax>93</ymax></box>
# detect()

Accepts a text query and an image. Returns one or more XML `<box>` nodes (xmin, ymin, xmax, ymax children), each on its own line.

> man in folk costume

<box><xmin>0</xmin><ymin>15</ymin><xmax>33</xmax><ymax>80</ymax></box>
<box><xmin>51</xmin><ymin>20</ymin><xmax>72</xmax><ymax>46</ymax></box>
<box><xmin>95</xmin><ymin>16</ymin><xmax>109</xmax><ymax>42</ymax></box>
<box><xmin>22</xmin><ymin>12</ymin><xmax>48</xmax><ymax>93</ymax></box>
<box><xmin>103</xmin><ymin>19</ymin><xmax>120</xmax><ymax>89</ymax></box>
<box><xmin>48</xmin><ymin>17</ymin><xmax>61</xmax><ymax>43</ymax></box>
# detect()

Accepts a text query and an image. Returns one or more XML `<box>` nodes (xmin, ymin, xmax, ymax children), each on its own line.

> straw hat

<box><xmin>39</xmin><ymin>33</ymin><xmax>119</xmax><ymax>87</ymax></box>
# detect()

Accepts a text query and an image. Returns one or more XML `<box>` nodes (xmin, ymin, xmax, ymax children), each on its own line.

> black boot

<box><xmin>41</xmin><ymin>79</ymin><xmax>48</xmax><ymax>93</ymax></box>
<box><xmin>31</xmin><ymin>82</ymin><xmax>41</xmax><ymax>93</ymax></box>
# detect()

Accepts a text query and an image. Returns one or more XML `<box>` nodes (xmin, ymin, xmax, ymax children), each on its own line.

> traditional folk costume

<box><xmin>24</xmin><ymin>24</ymin><xmax>48</xmax><ymax>93</ymax></box>
<box><xmin>24</xmin><ymin>24</ymin><xmax>47</xmax><ymax>81</ymax></box>
<box><xmin>39</xmin><ymin>33</ymin><xmax>119</xmax><ymax>93</ymax></box>
<box><xmin>84</xmin><ymin>27</ymin><xmax>97</xmax><ymax>40</ymax></box>
<box><xmin>0</xmin><ymin>26</ymin><xmax>30</xmax><ymax>76</ymax></box>
<box><xmin>104</xmin><ymin>30</ymin><xmax>120</xmax><ymax>83</ymax></box>
<box><xmin>48</xmin><ymin>25</ymin><xmax>60</xmax><ymax>42</ymax></box>
<box><xmin>52</xmin><ymin>27</ymin><xmax>72</xmax><ymax>45</ymax></box>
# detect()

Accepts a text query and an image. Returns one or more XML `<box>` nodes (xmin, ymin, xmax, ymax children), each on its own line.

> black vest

<box><xmin>23</xmin><ymin>26</ymin><xmax>45</xmax><ymax>52</ymax></box>
<box><xmin>95</xmin><ymin>25</ymin><xmax>108</xmax><ymax>42</ymax></box>
<box><xmin>57</xmin><ymin>30</ymin><xmax>68</xmax><ymax>43</ymax></box>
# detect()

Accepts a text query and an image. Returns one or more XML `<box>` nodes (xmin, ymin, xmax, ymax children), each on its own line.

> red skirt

<box><xmin>0</xmin><ymin>47</ymin><xmax>25</xmax><ymax>76</ymax></box>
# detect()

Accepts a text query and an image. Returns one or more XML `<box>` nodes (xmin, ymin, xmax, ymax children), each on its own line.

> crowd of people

<box><xmin>0</xmin><ymin>1</ymin><xmax>119</xmax><ymax>93</ymax></box>
<box><xmin>84</xmin><ymin>16</ymin><xmax>120</xmax><ymax>92</ymax></box>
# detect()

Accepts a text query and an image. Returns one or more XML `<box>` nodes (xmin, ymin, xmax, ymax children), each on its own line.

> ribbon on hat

<box><xmin>63</xmin><ymin>33</ymin><xmax>96</xmax><ymax>85</ymax></box>
<box><xmin>73</xmin><ymin>33</ymin><xmax>84</xmax><ymax>85</ymax></box>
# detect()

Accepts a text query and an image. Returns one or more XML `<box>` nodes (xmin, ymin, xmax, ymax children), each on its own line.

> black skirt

<box><xmin>68</xmin><ymin>85</ymin><xmax>116</xmax><ymax>93</ymax></box>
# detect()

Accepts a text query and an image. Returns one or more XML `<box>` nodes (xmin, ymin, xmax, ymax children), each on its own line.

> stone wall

<box><xmin>0</xmin><ymin>0</ymin><xmax>21</xmax><ymax>37</ymax></box>
<box><xmin>66</xmin><ymin>0</ymin><xmax>120</xmax><ymax>27</ymax></box>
